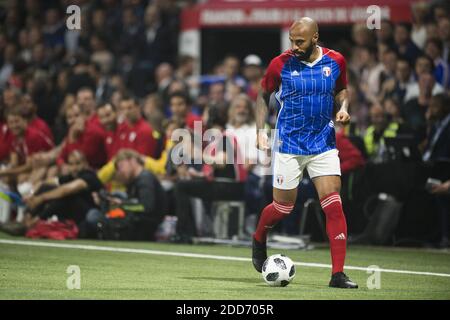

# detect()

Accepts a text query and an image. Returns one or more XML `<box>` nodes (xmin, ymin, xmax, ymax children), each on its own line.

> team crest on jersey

<box><xmin>323</xmin><ymin>67</ymin><xmax>331</xmax><ymax>77</ymax></box>
<box><xmin>276</xmin><ymin>174</ymin><xmax>284</xmax><ymax>185</ymax></box>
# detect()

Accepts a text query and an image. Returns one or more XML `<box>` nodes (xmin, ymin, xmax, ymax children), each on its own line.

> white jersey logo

<box><xmin>323</xmin><ymin>67</ymin><xmax>331</xmax><ymax>77</ymax></box>
<box><xmin>291</xmin><ymin>70</ymin><xmax>300</xmax><ymax>76</ymax></box>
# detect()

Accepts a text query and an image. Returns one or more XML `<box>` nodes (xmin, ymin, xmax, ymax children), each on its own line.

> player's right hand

<box><xmin>256</xmin><ymin>131</ymin><xmax>270</xmax><ymax>151</ymax></box>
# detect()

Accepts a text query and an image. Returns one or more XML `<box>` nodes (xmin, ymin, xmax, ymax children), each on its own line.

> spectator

<box><xmin>169</xmin><ymin>91</ymin><xmax>201</xmax><ymax>130</ymax></box>
<box><xmin>227</xmin><ymin>94</ymin><xmax>271</xmax><ymax>217</ymax></box>
<box><xmin>437</xmin><ymin>17</ymin><xmax>449</xmax><ymax>64</ymax></box>
<box><xmin>394</xmin><ymin>23</ymin><xmax>422</xmax><ymax>64</ymax></box>
<box><xmin>42</xmin><ymin>8</ymin><xmax>65</xmax><ymax>50</ymax></box>
<box><xmin>117</xmin><ymin>6</ymin><xmax>142</xmax><ymax>57</ymax></box>
<box><xmin>242</xmin><ymin>54</ymin><xmax>264</xmax><ymax>102</ymax></box>
<box><xmin>424</xmin><ymin>38</ymin><xmax>450</xmax><ymax>88</ymax></box>
<box><xmin>375</xmin><ymin>20</ymin><xmax>395</xmax><ymax>46</ymax></box>
<box><xmin>222</xmin><ymin>55</ymin><xmax>247</xmax><ymax>91</ymax></box>
<box><xmin>118</xmin><ymin>95</ymin><xmax>158</xmax><ymax>157</ymax></box>
<box><xmin>423</xmin><ymin>94</ymin><xmax>450</xmax><ymax>163</ymax></box>
<box><xmin>402</xmin><ymin>72</ymin><xmax>438</xmax><ymax>139</ymax></box>
<box><xmin>137</xmin><ymin>4</ymin><xmax>171</xmax><ymax>68</ymax></box>
<box><xmin>383</xmin><ymin>97</ymin><xmax>406</xmax><ymax>126</ymax></box>
<box><xmin>404</xmin><ymin>57</ymin><xmax>445</xmax><ymax>102</ymax></box>
<box><xmin>0</xmin><ymin>106</ymin><xmax>54</xmax><ymax>185</ymax></box>
<box><xmin>90</xmin><ymin>8</ymin><xmax>114</xmax><ymax>47</ymax></box>
<box><xmin>379</xmin><ymin>58</ymin><xmax>414</xmax><ymax>102</ymax></box>
<box><xmin>21</xmin><ymin>94</ymin><xmax>54</xmax><ymax>143</ymax></box>
<box><xmin>1</xmin><ymin>86</ymin><xmax>21</xmax><ymax>111</ymax></box>
<box><xmin>76</xmin><ymin>87</ymin><xmax>98</xmax><ymax>124</ymax></box>
<box><xmin>0</xmin><ymin>43</ymin><xmax>17</xmax><ymax>89</ymax></box>
<box><xmin>175</xmin><ymin>55</ymin><xmax>196</xmax><ymax>81</ymax></box>
<box><xmin>89</xmin><ymin>149</ymin><xmax>166</xmax><ymax>240</ymax></box>
<box><xmin>432</xmin><ymin>2</ymin><xmax>449</xmax><ymax>22</ymax></box>
<box><xmin>352</xmin><ymin>22</ymin><xmax>376</xmax><ymax>47</ymax></box>
<box><xmin>364</xmin><ymin>103</ymin><xmax>401</xmax><ymax>162</ymax></box>
<box><xmin>56</xmin><ymin>103</ymin><xmax>107</xmax><ymax>170</ymax></box>
<box><xmin>359</xmin><ymin>45</ymin><xmax>384</xmax><ymax>103</ymax></box>
<box><xmin>411</xmin><ymin>2</ymin><xmax>429</xmax><ymax>50</ymax></box>
<box><xmin>378</xmin><ymin>49</ymin><xmax>398</xmax><ymax>92</ymax></box>
<box><xmin>90</xmin><ymin>61</ymin><xmax>116</xmax><ymax>105</ymax></box>
<box><xmin>23</xmin><ymin>150</ymin><xmax>104</xmax><ymax>232</ymax></box>
<box><xmin>154</xmin><ymin>62</ymin><xmax>174</xmax><ymax>101</ymax></box>
<box><xmin>423</xmin><ymin>93</ymin><xmax>450</xmax><ymax>248</ymax></box>
<box><xmin>208</xmin><ymin>81</ymin><xmax>226</xmax><ymax>106</ymax></box>
<box><xmin>142</xmin><ymin>93</ymin><xmax>164</xmax><ymax>121</ymax></box>
<box><xmin>96</xmin><ymin>102</ymin><xmax>119</xmax><ymax>161</ymax></box>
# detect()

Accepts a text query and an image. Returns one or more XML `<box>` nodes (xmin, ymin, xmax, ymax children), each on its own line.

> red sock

<box><xmin>320</xmin><ymin>192</ymin><xmax>347</xmax><ymax>275</ymax></box>
<box><xmin>253</xmin><ymin>201</ymin><xmax>294</xmax><ymax>243</ymax></box>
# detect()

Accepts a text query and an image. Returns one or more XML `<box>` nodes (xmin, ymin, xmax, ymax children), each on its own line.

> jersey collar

<box><xmin>299</xmin><ymin>46</ymin><xmax>323</xmax><ymax>67</ymax></box>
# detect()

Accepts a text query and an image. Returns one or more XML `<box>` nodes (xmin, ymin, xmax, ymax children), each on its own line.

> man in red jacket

<box><xmin>0</xmin><ymin>107</ymin><xmax>54</xmax><ymax>182</ymax></box>
<box><xmin>56</xmin><ymin>104</ymin><xmax>107</xmax><ymax>170</ymax></box>
<box><xmin>118</xmin><ymin>96</ymin><xmax>157</xmax><ymax>157</ymax></box>
<box><xmin>97</xmin><ymin>102</ymin><xmax>120</xmax><ymax>161</ymax></box>
<box><xmin>21</xmin><ymin>94</ymin><xmax>54</xmax><ymax>144</ymax></box>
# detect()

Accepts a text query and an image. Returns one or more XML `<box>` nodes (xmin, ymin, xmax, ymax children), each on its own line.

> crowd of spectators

<box><xmin>0</xmin><ymin>0</ymin><xmax>449</xmax><ymax>247</ymax></box>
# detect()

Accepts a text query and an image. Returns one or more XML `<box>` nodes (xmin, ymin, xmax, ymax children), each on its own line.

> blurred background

<box><xmin>0</xmin><ymin>0</ymin><xmax>449</xmax><ymax>248</ymax></box>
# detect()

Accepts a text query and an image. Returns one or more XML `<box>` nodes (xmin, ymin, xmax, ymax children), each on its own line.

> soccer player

<box><xmin>252</xmin><ymin>17</ymin><xmax>358</xmax><ymax>288</ymax></box>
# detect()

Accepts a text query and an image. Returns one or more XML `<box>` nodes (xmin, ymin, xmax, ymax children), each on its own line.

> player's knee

<box><xmin>273</xmin><ymin>200</ymin><xmax>295</xmax><ymax>215</ymax></box>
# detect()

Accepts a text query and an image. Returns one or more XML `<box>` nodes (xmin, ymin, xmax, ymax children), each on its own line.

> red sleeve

<box><xmin>328</xmin><ymin>50</ymin><xmax>347</xmax><ymax>92</ymax></box>
<box><xmin>261</xmin><ymin>51</ymin><xmax>292</xmax><ymax>93</ymax></box>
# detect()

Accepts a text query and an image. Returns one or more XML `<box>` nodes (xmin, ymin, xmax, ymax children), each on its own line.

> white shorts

<box><xmin>272</xmin><ymin>149</ymin><xmax>341</xmax><ymax>190</ymax></box>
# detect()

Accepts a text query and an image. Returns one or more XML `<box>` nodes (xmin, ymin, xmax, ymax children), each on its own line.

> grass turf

<box><xmin>0</xmin><ymin>231</ymin><xmax>450</xmax><ymax>300</ymax></box>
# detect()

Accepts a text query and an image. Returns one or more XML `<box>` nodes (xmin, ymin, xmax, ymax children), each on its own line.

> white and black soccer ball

<box><xmin>262</xmin><ymin>254</ymin><xmax>296</xmax><ymax>287</ymax></box>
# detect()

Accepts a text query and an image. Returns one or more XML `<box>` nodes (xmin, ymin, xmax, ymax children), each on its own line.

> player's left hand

<box><xmin>336</xmin><ymin>110</ymin><xmax>350</xmax><ymax>124</ymax></box>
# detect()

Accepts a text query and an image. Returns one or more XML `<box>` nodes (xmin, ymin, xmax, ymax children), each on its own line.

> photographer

<box><xmin>87</xmin><ymin>149</ymin><xmax>166</xmax><ymax>240</ymax></box>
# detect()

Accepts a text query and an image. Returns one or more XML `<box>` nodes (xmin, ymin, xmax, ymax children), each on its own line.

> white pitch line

<box><xmin>1</xmin><ymin>239</ymin><xmax>450</xmax><ymax>278</ymax></box>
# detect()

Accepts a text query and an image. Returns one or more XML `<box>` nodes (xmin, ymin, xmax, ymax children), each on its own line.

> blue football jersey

<box><xmin>262</xmin><ymin>46</ymin><xmax>347</xmax><ymax>155</ymax></box>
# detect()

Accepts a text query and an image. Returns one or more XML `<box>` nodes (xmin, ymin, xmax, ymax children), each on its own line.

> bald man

<box><xmin>253</xmin><ymin>17</ymin><xmax>358</xmax><ymax>288</ymax></box>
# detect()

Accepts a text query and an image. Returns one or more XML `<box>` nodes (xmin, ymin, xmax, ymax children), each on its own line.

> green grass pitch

<box><xmin>1</xmin><ymin>231</ymin><xmax>450</xmax><ymax>300</ymax></box>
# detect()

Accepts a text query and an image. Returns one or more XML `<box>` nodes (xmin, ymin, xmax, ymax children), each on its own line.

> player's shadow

<box><xmin>182</xmin><ymin>276</ymin><xmax>260</xmax><ymax>284</ymax></box>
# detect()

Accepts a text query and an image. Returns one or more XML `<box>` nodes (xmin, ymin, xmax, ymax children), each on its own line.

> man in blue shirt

<box><xmin>252</xmin><ymin>17</ymin><xmax>358</xmax><ymax>289</ymax></box>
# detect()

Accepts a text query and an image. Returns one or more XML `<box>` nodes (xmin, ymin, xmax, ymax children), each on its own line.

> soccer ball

<box><xmin>262</xmin><ymin>254</ymin><xmax>296</xmax><ymax>287</ymax></box>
